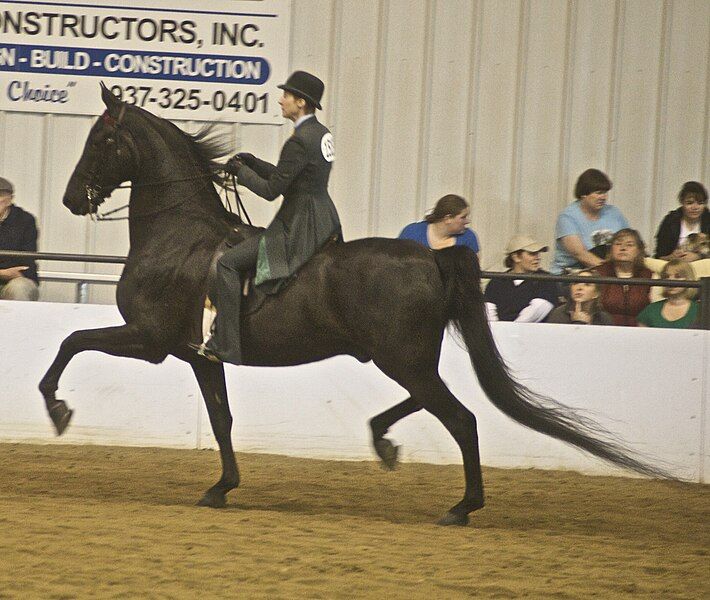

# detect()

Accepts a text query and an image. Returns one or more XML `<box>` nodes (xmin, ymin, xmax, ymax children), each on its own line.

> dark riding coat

<box><xmin>235</xmin><ymin>116</ymin><xmax>341</xmax><ymax>293</ymax></box>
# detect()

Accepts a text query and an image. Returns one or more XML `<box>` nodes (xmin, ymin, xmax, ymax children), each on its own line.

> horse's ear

<box><xmin>100</xmin><ymin>81</ymin><xmax>122</xmax><ymax>114</ymax></box>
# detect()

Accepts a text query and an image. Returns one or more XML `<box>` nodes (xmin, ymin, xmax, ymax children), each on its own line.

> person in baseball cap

<box><xmin>0</xmin><ymin>177</ymin><xmax>40</xmax><ymax>301</ymax></box>
<box><xmin>483</xmin><ymin>233</ymin><xmax>557</xmax><ymax>322</ymax></box>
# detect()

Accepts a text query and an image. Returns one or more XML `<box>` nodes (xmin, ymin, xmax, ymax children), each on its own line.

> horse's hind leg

<box><xmin>374</xmin><ymin>361</ymin><xmax>484</xmax><ymax>526</ymax></box>
<box><xmin>39</xmin><ymin>325</ymin><xmax>165</xmax><ymax>435</ymax></box>
<box><xmin>188</xmin><ymin>357</ymin><xmax>239</xmax><ymax>508</ymax></box>
<box><xmin>369</xmin><ymin>398</ymin><xmax>421</xmax><ymax>469</ymax></box>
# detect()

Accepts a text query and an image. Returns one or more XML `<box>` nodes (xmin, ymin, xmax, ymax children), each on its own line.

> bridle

<box><xmin>82</xmin><ymin>106</ymin><xmax>251</xmax><ymax>224</ymax></box>
<box><xmin>82</xmin><ymin>104</ymin><xmax>128</xmax><ymax>215</ymax></box>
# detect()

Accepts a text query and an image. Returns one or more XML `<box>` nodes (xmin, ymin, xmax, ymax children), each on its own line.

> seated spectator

<box><xmin>637</xmin><ymin>259</ymin><xmax>698</xmax><ymax>329</ymax></box>
<box><xmin>547</xmin><ymin>270</ymin><xmax>613</xmax><ymax>325</ymax></box>
<box><xmin>0</xmin><ymin>177</ymin><xmax>39</xmax><ymax>301</ymax></box>
<box><xmin>484</xmin><ymin>234</ymin><xmax>556</xmax><ymax>322</ymax></box>
<box><xmin>654</xmin><ymin>181</ymin><xmax>709</xmax><ymax>260</ymax></box>
<box><xmin>398</xmin><ymin>194</ymin><xmax>480</xmax><ymax>256</ymax></box>
<box><xmin>594</xmin><ymin>228</ymin><xmax>652</xmax><ymax>326</ymax></box>
<box><xmin>551</xmin><ymin>168</ymin><xmax>629</xmax><ymax>274</ymax></box>
<box><xmin>645</xmin><ymin>252</ymin><xmax>710</xmax><ymax>302</ymax></box>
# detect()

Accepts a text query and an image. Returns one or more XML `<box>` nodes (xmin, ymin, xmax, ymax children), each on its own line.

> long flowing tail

<box><xmin>433</xmin><ymin>246</ymin><xmax>675</xmax><ymax>480</ymax></box>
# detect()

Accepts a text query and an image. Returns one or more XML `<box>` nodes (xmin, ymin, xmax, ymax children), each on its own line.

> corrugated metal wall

<box><xmin>1</xmin><ymin>0</ymin><xmax>708</xmax><ymax>303</ymax></box>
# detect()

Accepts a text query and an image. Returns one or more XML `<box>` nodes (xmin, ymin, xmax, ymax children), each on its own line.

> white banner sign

<box><xmin>0</xmin><ymin>0</ymin><xmax>291</xmax><ymax>123</ymax></box>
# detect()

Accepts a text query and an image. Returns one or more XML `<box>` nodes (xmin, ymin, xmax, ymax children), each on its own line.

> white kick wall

<box><xmin>1</xmin><ymin>301</ymin><xmax>707</xmax><ymax>483</ymax></box>
<box><xmin>1</xmin><ymin>0</ymin><xmax>708</xmax><ymax>303</ymax></box>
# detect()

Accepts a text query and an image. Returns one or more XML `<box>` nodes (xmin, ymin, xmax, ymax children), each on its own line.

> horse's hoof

<box><xmin>49</xmin><ymin>402</ymin><xmax>73</xmax><ymax>436</ymax></box>
<box><xmin>196</xmin><ymin>491</ymin><xmax>227</xmax><ymax>508</ymax></box>
<box><xmin>436</xmin><ymin>511</ymin><xmax>470</xmax><ymax>527</ymax></box>
<box><xmin>374</xmin><ymin>438</ymin><xmax>400</xmax><ymax>470</ymax></box>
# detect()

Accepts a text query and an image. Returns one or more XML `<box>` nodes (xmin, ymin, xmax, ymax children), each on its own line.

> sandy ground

<box><xmin>0</xmin><ymin>443</ymin><xmax>707</xmax><ymax>599</ymax></box>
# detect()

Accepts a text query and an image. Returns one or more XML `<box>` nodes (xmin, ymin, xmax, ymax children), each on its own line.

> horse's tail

<box><xmin>433</xmin><ymin>246</ymin><xmax>674</xmax><ymax>480</ymax></box>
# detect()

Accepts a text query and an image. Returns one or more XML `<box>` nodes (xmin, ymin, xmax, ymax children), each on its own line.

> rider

<box><xmin>200</xmin><ymin>70</ymin><xmax>342</xmax><ymax>364</ymax></box>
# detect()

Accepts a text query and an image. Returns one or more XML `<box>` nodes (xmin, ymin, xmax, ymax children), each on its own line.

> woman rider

<box><xmin>200</xmin><ymin>71</ymin><xmax>342</xmax><ymax>364</ymax></box>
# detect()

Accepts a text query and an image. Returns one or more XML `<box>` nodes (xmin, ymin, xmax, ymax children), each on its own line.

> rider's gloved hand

<box><xmin>235</xmin><ymin>152</ymin><xmax>256</xmax><ymax>167</ymax></box>
<box><xmin>224</xmin><ymin>155</ymin><xmax>243</xmax><ymax>175</ymax></box>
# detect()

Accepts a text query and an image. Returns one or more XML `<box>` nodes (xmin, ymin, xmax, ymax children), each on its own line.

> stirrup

<box><xmin>188</xmin><ymin>340</ymin><xmax>222</xmax><ymax>363</ymax></box>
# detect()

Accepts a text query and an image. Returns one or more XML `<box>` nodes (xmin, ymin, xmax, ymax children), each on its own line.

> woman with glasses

<box><xmin>594</xmin><ymin>229</ymin><xmax>653</xmax><ymax>326</ymax></box>
<box><xmin>550</xmin><ymin>168</ymin><xmax>629</xmax><ymax>274</ymax></box>
<box><xmin>654</xmin><ymin>181</ymin><xmax>709</xmax><ymax>260</ymax></box>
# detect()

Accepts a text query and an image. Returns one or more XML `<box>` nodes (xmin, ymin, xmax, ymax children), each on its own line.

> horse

<box><xmin>39</xmin><ymin>84</ymin><xmax>670</xmax><ymax>526</ymax></box>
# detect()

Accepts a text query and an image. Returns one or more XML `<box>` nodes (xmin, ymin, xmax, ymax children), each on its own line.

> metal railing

<box><xmin>2</xmin><ymin>250</ymin><xmax>709</xmax><ymax>328</ymax></box>
<box><xmin>0</xmin><ymin>250</ymin><xmax>124</xmax><ymax>304</ymax></box>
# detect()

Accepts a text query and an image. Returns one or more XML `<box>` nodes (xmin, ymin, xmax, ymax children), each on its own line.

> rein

<box><xmin>91</xmin><ymin>171</ymin><xmax>250</xmax><ymax>223</ymax></box>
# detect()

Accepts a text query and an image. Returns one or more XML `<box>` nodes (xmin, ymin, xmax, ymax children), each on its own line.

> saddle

<box><xmin>189</xmin><ymin>228</ymin><xmax>341</xmax><ymax>348</ymax></box>
<box><xmin>189</xmin><ymin>225</ymin><xmax>265</xmax><ymax>347</ymax></box>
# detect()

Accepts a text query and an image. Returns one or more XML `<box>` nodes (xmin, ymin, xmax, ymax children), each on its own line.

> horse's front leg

<box><xmin>187</xmin><ymin>357</ymin><xmax>239</xmax><ymax>508</ymax></box>
<box><xmin>39</xmin><ymin>324</ymin><xmax>166</xmax><ymax>434</ymax></box>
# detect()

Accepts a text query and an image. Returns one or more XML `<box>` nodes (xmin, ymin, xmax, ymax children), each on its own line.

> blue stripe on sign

<box><xmin>0</xmin><ymin>43</ymin><xmax>271</xmax><ymax>85</ymax></box>
<box><xmin>0</xmin><ymin>0</ymin><xmax>278</xmax><ymax>18</ymax></box>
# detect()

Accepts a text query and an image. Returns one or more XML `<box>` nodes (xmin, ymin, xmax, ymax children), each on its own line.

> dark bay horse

<box><xmin>40</xmin><ymin>85</ymin><xmax>670</xmax><ymax>526</ymax></box>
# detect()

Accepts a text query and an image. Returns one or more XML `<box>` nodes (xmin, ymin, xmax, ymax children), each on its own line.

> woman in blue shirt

<box><xmin>398</xmin><ymin>194</ymin><xmax>480</xmax><ymax>256</ymax></box>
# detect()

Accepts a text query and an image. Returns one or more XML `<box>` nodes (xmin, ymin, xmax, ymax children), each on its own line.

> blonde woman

<box><xmin>637</xmin><ymin>260</ymin><xmax>699</xmax><ymax>329</ymax></box>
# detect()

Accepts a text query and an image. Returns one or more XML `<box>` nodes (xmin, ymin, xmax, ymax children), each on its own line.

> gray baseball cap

<box><xmin>0</xmin><ymin>177</ymin><xmax>13</xmax><ymax>194</ymax></box>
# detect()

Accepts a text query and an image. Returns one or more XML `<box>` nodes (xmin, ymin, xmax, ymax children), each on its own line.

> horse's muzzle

<box><xmin>63</xmin><ymin>193</ymin><xmax>91</xmax><ymax>216</ymax></box>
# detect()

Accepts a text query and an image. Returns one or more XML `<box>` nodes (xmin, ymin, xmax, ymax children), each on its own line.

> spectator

<box><xmin>551</xmin><ymin>168</ymin><xmax>629</xmax><ymax>274</ymax></box>
<box><xmin>484</xmin><ymin>234</ymin><xmax>556</xmax><ymax>322</ymax></box>
<box><xmin>654</xmin><ymin>181</ymin><xmax>709</xmax><ymax>260</ymax></box>
<box><xmin>398</xmin><ymin>194</ymin><xmax>480</xmax><ymax>256</ymax></box>
<box><xmin>546</xmin><ymin>270</ymin><xmax>613</xmax><ymax>325</ymax></box>
<box><xmin>0</xmin><ymin>177</ymin><xmax>39</xmax><ymax>301</ymax></box>
<box><xmin>637</xmin><ymin>259</ymin><xmax>698</xmax><ymax>329</ymax></box>
<box><xmin>645</xmin><ymin>248</ymin><xmax>710</xmax><ymax>302</ymax></box>
<box><xmin>594</xmin><ymin>228</ymin><xmax>652</xmax><ymax>326</ymax></box>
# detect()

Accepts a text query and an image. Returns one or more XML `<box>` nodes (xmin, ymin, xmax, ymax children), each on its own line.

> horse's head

<box><xmin>63</xmin><ymin>83</ymin><xmax>139</xmax><ymax>215</ymax></box>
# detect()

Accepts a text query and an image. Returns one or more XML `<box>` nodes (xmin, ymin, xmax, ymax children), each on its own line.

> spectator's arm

<box><xmin>0</xmin><ymin>266</ymin><xmax>29</xmax><ymax>281</ymax></box>
<box><xmin>485</xmin><ymin>302</ymin><xmax>499</xmax><ymax>321</ymax></box>
<box><xmin>560</xmin><ymin>235</ymin><xmax>604</xmax><ymax>268</ymax></box>
<box><xmin>515</xmin><ymin>298</ymin><xmax>554</xmax><ymax>323</ymax></box>
<box><xmin>21</xmin><ymin>216</ymin><xmax>38</xmax><ymax>252</ymax></box>
<box><xmin>654</xmin><ymin>214</ymin><xmax>677</xmax><ymax>259</ymax></box>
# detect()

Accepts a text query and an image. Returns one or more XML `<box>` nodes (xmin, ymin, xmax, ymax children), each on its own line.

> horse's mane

<box><xmin>127</xmin><ymin>102</ymin><xmax>233</xmax><ymax>188</ymax></box>
<box><xmin>182</xmin><ymin>125</ymin><xmax>234</xmax><ymax>188</ymax></box>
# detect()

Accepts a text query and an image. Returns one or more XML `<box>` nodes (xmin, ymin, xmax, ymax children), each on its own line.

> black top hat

<box><xmin>278</xmin><ymin>71</ymin><xmax>324</xmax><ymax>110</ymax></box>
